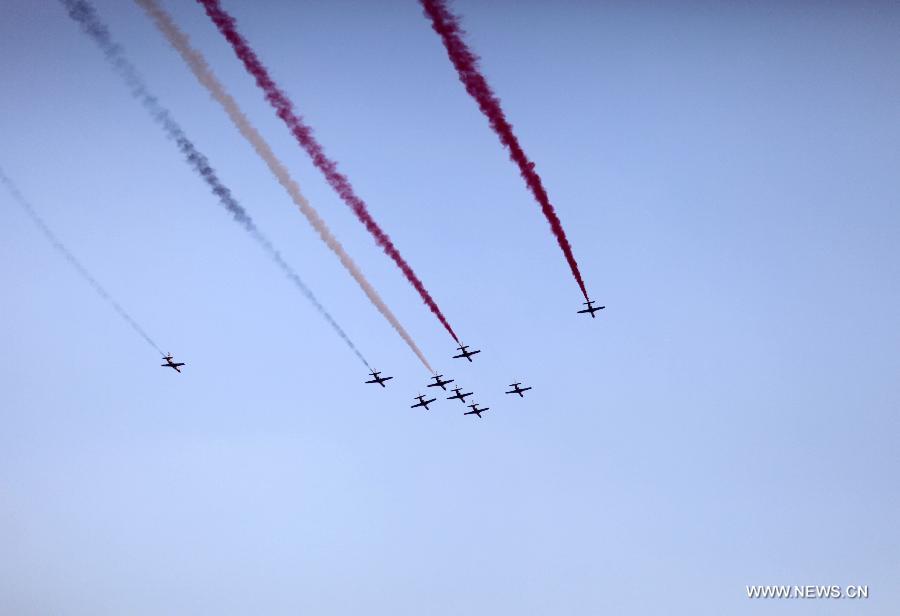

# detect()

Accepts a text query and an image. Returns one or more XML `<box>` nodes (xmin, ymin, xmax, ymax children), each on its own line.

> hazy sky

<box><xmin>1</xmin><ymin>1</ymin><xmax>898</xmax><ymax>614</ymax></box>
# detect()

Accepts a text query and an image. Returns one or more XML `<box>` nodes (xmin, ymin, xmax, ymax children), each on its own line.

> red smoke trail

<box><xmin>197</xmin><ymin>0</ymin><xmax>460</xmax><ymax>344</ymax></box>
<box><xmin>420</xmin><ymin>0</ymin><xmax>590</xmax><ymax>302</ymax></box>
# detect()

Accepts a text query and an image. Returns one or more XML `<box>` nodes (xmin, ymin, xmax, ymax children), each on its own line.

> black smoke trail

<box><xmin>60</xmin><ymin>0</ymin><xmax>371</xmax><ymax>369</ymax></box>
<box><xmin>1</xmin><ymin>167</ymin><xmax>164</xmax><ymax>355</ymax></box>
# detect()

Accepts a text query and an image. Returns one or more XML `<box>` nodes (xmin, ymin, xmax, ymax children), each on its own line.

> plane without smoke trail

<box><xmin>61</xmin><ymin>0</ymin><xmax>374</xmax><ymax>370</ymax></box>
<box><xmin>123</xmin><ymin>0</ymin><xmax>433</xmax><ymax>374</ymax></box>
<box><xmin>1</xmin><ymin>167</ymin><xmax>164</xmax><ymax>356</ymax></box>
<box><xmin>420</xmin><ymin>0</ymin><xmax>591</xmax><ymax>302</ymax></box>
<box><xmin>197</xmin><ymin>0</ymin><xmax>462</xmax><ymax>345</ymax></box>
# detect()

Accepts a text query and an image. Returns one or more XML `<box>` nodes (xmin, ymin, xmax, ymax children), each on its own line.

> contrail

<box><xmin>420</xmin><ymin>0</ymin><xmax>590</xmax><ymax>302</ymax></box>
<box><xmin>60</xmin><ymin>0</ymin><xmax>384</xmax><ymax>371</ymax></box>
<box><xmin>196</xmin><ymin>0</ymin><xmax>461</xmax><ymax>345</ymax></box>
<box><xmin>1</xmin><ymin>167</ymin><xmax>164</xmax><ymax>356</ymax></box>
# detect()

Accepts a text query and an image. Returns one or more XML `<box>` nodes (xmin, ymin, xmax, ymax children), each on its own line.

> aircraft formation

<box><xmin>360</xmin><ymin>339</ymin><xmax>558</xmax><ymax>419</ymax></box>
<box><xmin>4</xmin><ymin>1</ymin><xmax>606</xmax><ymax>423</ymax></box>
<box><xmin>374</xmin><ymin>351</ymin><xmax>530</xmax><ymax>418</ymax></box>
<box><xmin>148</xmin><ymin>289</ymin><xmax>601</xmax><ymax>420</ymax></box>
<box><xmin>128</xmin><ymin>0</ymin><xmax>606</xmax><ymax>410</ymax></box>
<box><xmin>153</xmin><ymin>296</ymin><xmax>602</xmax><ymax>420</ymax></box>
<box><xmin>155</xmin><ymin>301</ymin><xmax>605</xmax><ymax>420</ymax></box>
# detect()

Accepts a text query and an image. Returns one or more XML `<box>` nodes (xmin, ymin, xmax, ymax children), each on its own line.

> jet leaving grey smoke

<box><xmin>60</xmin><ymin>0</ymin><xmax>371</xmax><ymax>369</ymax></box>
<box><xmin>1</xmin><ymin>167</ymin><xmax>164</xmax><ymax>355</ymax></box>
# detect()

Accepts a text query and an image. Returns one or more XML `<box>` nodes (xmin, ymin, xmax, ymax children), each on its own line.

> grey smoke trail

<box><xmin>130</xmin><ymin>0</ymin><xmax>434</xmax><ymax>374</ymax></box>
<box><xmin>1</xmin><ymin>167</ymin><xmax>164</xmax><ymax>355</ymax></box>
<box><xmin>60</xmin><ymin>0</ymin><xmax>372</xmax><ymax>369</ymax></box>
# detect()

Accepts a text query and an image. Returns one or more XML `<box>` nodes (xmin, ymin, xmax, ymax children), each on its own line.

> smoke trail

<box><xmin>420</xmin><ymin>0</ymin><xmax>590</xmax><ymax>302</ymax></box>
<box><xmin>60</xmin><ymin>0</ymin><xmax>378</xmax><ymax>370</ymax></box>
<box><xmin>0</xmin><ymin>167</ymin><xmax>164</xmax><ymax>355</ymax></box>
<box><xmin>196</xmin><ymin>0</ymin><xmax>461</xmax><ymax>345</ymax></box>
<box><xmin>117</xmin><ymin>0</ymin><xmax>432</xmax><ymax>373</ymax></box>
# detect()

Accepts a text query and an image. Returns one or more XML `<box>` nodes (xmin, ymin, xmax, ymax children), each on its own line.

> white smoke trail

<box><xmin>133</xmin><ymin>0</ymin><xmax>434</xmax><ymax>373</ymax></box>
<box><xmin>1</xmin><ymin>167</ymin><xmax>165</xmax><ymax>356</ymax></box>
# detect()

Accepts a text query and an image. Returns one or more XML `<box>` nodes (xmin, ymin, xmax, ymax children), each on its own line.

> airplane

<box><xmin>464</xmin><ymin>403</ymin><xmax>489</xmax><ymax>418</ymax></box>
<box><xmin>427</xmin><ymin>374</ymin><xmax>455</xmax><ymax>390</ymax></box>
<box><xmin>410</xmin><ymin>394</ymin><xmax>437</xmax><ymax>410</ymax></box>
<box><xmin>577</xmin><ymin>300</ymin><xmax>605</xmax><ymax>318</ymax></box>
<box><xmin>447</xmin><ymin>386</ymin><xmax>474</xmax><ymax>404</ymax></box>
<box><xmin>505</xmin><ymin>382</ymin><xmax>532</xmax><ymax>397</ymax></box>
<box><xmin>365</xmin><ymin>370</ymin><xmax>393</xmax><ymax>387</ymax></box>
<box><xmin>452</xmin><ymin>344</ymin><xmax>481</xmax><ymax>362</ymax></box>
<box><xmin>161</xmin><ymin>353</ymin><xmax>185</xmax><ymax>373</ymax></box>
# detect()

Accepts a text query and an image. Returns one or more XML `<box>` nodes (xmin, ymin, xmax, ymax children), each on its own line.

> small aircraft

<box><xmin>447</xmin><ymin>387</ymin><xmax>474</xmax><ymax>404</ymax></box>
<box><xmin>505</xmin><ymin>382</ymin><xmax>532</xmax><ymax>397</ymax></box>
<box><xmin>464</xmin><ymin>403</ymin><xmax>489</xmax><ymax>418</ymax></box>
<box><xmin>410</xmin><ymin>394</ymin><xmax>437</xmax><ymax>410</ymax></box>
<box><xmin>577</xmin><ymin>300</ymin><xmax>605</xmax><ymax>318</ymax></box>
<box><xmin>161</xmin><ymin>354</ymin><xmax>185</xmax><ymax>373</ymax></box>
<box><xmin>427</xmin><ymin>374</ymin><xmax>455</xmax><ymax>390</ymax></box>
<box><xmin>452</xmin><ymin>344</ymin><xmax>481</xmax><ymax>362</ymax></box>
<box><xmin>365</xmin><ymin>370</ymin><xmax>393</xmax><ymax>387</ymax></box>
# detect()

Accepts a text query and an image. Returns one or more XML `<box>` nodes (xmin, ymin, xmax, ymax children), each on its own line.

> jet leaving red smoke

<box><xmin>197</xmin><ymin>0</ymin><xmax>460</xmax><ymax>344</ymax></box>
<box><xmin>419</xmin><ymin>0</ymin><xmax>590</xmax><ymax>302</ymax></box>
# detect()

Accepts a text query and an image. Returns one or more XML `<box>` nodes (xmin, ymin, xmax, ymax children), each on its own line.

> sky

<box><xmin>1</xmin><ymin>0</ymin><xmax>898</xmax><ymax>614</ymax></box>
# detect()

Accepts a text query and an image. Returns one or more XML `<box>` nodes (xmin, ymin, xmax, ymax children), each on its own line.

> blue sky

<box><xmin>1</xmin><ymin>1</ymin><xmax>898</xmax><ymax>614</ymax></box>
